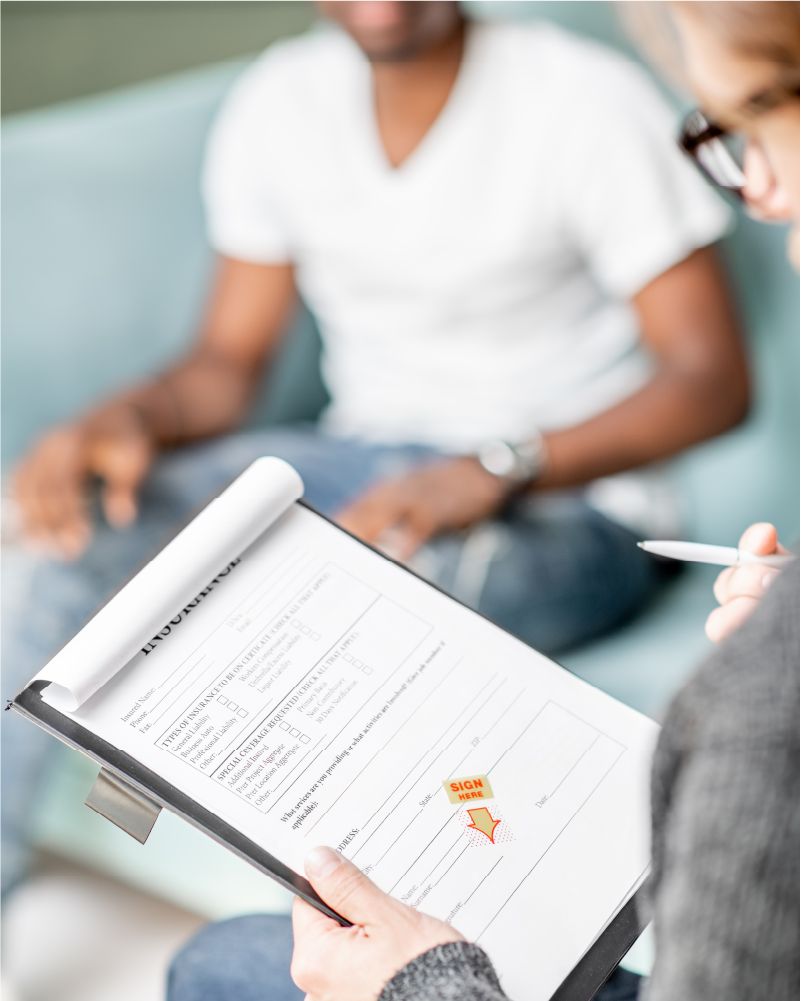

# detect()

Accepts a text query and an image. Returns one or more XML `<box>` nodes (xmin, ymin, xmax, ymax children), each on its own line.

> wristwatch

<box><xmin>477</xmin><ymin>432</ymin><xmax>549</xmax><ymax>487</ymax></box>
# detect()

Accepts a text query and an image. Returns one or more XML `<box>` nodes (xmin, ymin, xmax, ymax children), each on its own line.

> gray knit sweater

<box><xmin>380</xmin><ymin>566</ymin><xmax>800</xmax><ymax>1001</ymax></box>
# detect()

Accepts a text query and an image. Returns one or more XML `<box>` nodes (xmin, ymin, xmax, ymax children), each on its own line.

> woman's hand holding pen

<box><xmin>706</xmin><ymin>522</ymin><xmax>791</xmax><ymax>643</ymax></box>
<box><xmin>292</xmin><ymin>846</ymin><xmax>463</xmax><ymax>1001</ymax></box>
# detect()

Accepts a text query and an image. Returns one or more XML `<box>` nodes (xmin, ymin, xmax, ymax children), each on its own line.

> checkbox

<box><xmin>354</xmin><ymin>659</ymin><xmax>363</xmax><ymax>668</ymax></box>
<box><xmin>292</xmin><ymin>619</ymin><xmax>301</xmax><ymax>628</ymax></box>
<box><xmin>290</xmin><ymin>728</ymin><xmax>300</xmax><ymax>738</ymax></box>
<box><xmin>311</xmin><ymin>632</ymin><xmax>321</xmax><ymax>641</ymax></box>
<box><xmin>227</xmin><ymin>702</ymin><xmax>239</xmax><ymax>712</ymax></box>
<box><xmin>302</xmin><ymin>626</ymin><xmax>312</xmax><ymax>635</ymax></box>
<box><xmin>217</xmin><ymin>696</ymin><xmax>229</xmax><ymax>705</ymax></box>
<box><xmin>363</xmin><ymin>666</ymin><xmax>373</xmax><ymax>675</ymax></box>
<box><xmin>238</xmin><ymin>709</ymin><xmax>248</xmax><ymax>718</ymax></box>
<box><xmin>343</xmin><ymin>653</ymin><xmax>353</xmax><ymax>662</ymax></box>
<box><xmin>280</xmin><ymin>721</ymin><xmax>290</xmax><ymax>730</ymax></box>
<box><xmin>300</xmin><ymin>735</ymin><xmax>310</xmax><ymax>744</ymax></box>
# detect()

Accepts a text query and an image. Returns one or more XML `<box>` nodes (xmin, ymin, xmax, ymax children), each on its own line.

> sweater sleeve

<box><xmin>645</xmin><ymin>565</ymin><xmax>800</xmax><ymax>1001</ymax></box>
<box><xmin>379</xmin><ymin>942</ymin><xmax>511</xmax><ymax>1001</ymax></box>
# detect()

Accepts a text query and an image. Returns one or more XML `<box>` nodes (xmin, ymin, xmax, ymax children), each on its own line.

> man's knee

<box><xmin>465</xmin><ymin>506</ymin><xmax>662</xmax><ymax>653</ymax></box>
<box><xmin>167</xmin><ymin>914</ymin><xmax>301</xmax><ymax>1001</ymax></box>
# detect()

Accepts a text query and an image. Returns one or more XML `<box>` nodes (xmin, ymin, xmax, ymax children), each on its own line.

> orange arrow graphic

<box><xmin>466</xmin><ymin>807</ymin><xmax>501</xmax><ymax>843</ymax></box>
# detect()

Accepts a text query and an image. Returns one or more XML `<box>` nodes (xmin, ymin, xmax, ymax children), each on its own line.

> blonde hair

<box><xmin>618</xmin><ymin>1</ymin><xmax>799</xmax><ymax>94</ymax></box>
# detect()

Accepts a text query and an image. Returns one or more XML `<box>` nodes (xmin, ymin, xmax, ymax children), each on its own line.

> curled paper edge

<box><xmin>42</xmin><ymin>683</ymin><xmax>80</xmax><ymax>714</ymax></box>
<box><xmin>32</xmin><ymin>456</ymin><xmax>304</xmax><ymax>713</ymax></box>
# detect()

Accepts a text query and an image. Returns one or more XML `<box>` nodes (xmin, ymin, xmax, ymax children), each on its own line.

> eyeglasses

<box><xmin>679</xmin><ymin>110</ymin><xmax>746</xmax><ymax>197</ymax></box>
<box><xmin>679</xmin><ymin>80</ymin><xmax>799</xmax><ymax>197</ymax></box>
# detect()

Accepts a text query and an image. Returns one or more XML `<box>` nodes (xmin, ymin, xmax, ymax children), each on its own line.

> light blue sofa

<box><xmin>3</xmin><ymin>1</ymin><xmax>798</xmax><ymax>941</ymax></box>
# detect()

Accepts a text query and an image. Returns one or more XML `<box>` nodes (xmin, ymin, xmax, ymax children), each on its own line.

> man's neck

<box><xmin>371</xmin><ymin>21</ymin><xmax>466</xmax><ymax>168</ymax></box>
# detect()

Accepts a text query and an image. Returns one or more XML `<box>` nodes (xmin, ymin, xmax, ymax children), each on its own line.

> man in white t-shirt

<box><xmin>5</xmin><ymin>1</ymin><xmax>746</xmax><ymax>895</ymax></box>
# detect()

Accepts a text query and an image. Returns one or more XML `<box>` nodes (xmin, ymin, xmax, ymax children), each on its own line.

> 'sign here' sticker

<box><xmin>443</xmin><ymin>773</ymin><xmax>494</xmax><ymax>804</ymax></box>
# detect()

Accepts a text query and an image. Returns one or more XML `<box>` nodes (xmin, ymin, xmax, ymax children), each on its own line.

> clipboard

<box><xmin>9</xmin><ymin>477</ymin><xmax>649</xmax><ymax>1001</ymax></box>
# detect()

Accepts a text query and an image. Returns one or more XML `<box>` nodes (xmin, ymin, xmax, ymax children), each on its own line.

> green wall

<box><xmin>1</xmin><ymin>1</ymin><xmax>315</xmax><ymax>115</ymax></box>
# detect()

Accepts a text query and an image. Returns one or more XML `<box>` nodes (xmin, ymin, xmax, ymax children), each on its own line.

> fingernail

<box><xmin>762</xmin><ymin>571</ymin><xmax>780</xmax><ymax>591</ymax></box>
<box><xmin>305</xmin><ymin>846</ymin><xmax>343</xmax><ymax>879</ymax></box>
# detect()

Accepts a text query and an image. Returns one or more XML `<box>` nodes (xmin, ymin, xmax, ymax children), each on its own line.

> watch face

<box><xmin>479</xmin><ymin>441</ymin><xmax>516</xmax><ymax>477</ymax></box>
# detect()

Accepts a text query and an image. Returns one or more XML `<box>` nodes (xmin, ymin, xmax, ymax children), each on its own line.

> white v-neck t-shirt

<box><xmin>203</xmin><ymin>21</ymin><xmax>730</xmax><ymax>453</ymax></box>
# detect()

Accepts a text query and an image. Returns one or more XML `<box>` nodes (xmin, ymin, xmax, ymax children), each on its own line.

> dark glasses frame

<box><xmin>679</xmin><ymin>109</ymin><xmax>746</xmax><ymax>197</ymax></box>
<box><xmin>678</xmin><ymin>80</ymin><xmax>800</xmax><ymax>198</ymax></box>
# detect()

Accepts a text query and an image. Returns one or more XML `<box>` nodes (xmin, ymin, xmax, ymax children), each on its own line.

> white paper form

<box><xmin>53</xmin><ymin>503</ymin><xmax>658</xmax><ymax>1001</ymax></box>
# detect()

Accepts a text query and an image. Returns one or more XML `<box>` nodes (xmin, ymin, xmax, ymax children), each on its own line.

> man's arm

<box><xmin>338</xmin><ymin>245</ymin><xmax>748</xmax><ymax>558</ymax></box>
<box><xmin>13</xmin><ymin>257</ymin><xmax>296</xmax><ymax>559</ymax></box>
<box><xmin>133</xmin><ymin>257</ymin><xmax>297</xmax><ymax>441</ymax></box>
<box><xmin>537</xmin><ymin>245</ymin><xmax>748</xmax><ymax>488</ymax></box>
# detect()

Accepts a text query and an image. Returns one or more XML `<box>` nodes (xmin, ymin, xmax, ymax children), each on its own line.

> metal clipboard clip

<box><xmin>85</xmin><ymin>768</ymin><xmax>162</xmax><ymax>844</ymax></box>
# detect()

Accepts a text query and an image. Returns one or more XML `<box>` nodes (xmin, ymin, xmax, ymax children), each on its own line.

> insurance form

<box><xmin>30</xmin><ymin>459</ymin><xmax>658</xmax><ymax>1001</ymax></box>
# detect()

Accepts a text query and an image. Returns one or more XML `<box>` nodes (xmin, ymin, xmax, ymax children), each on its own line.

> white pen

<box><xmin>637</xmin><ymin>540</ymin><xmax>794</xmax><ymax>569</ymax></box>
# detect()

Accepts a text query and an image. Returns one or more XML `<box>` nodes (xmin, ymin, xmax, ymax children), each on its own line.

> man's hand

<box><xmin>10</xmin><ymin>258</ymin><xmax>297</xmax><ymax>562</ymax></box>
<box><xmin>291</xmin><ymin>846</ymin><xmax>464</xmax><ymax>1001</ymax></box>
<box><xmin>336</xmin><ymin>457</ymin><xmax>509</xmax><ymax>561</ymax></box>
<box><xmin>705</xmin><ymin>523</ymin><xmax>790</xmax><ymax>643</ymax></box>
<box><xmin>12</xmin><ymin>404</ymin><xmax>154</xmax><ymax>560</ymax></box>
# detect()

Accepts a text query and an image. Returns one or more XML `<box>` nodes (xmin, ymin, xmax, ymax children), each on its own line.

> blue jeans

<box><xmin>1</xmin><ymin>427</ymin><xmax>665</xmax><ymax>895</ymax></box>
<box><xmin>166</xmin><ymin>914</ymin><xmax>642</xmax><ymax>1001</ymax></box>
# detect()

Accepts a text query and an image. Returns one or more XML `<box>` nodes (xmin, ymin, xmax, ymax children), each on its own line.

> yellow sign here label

<box><xmin>443</xmin><ymin>773</ymin><xmax>494</xmax><ymax>804</ymax></box>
